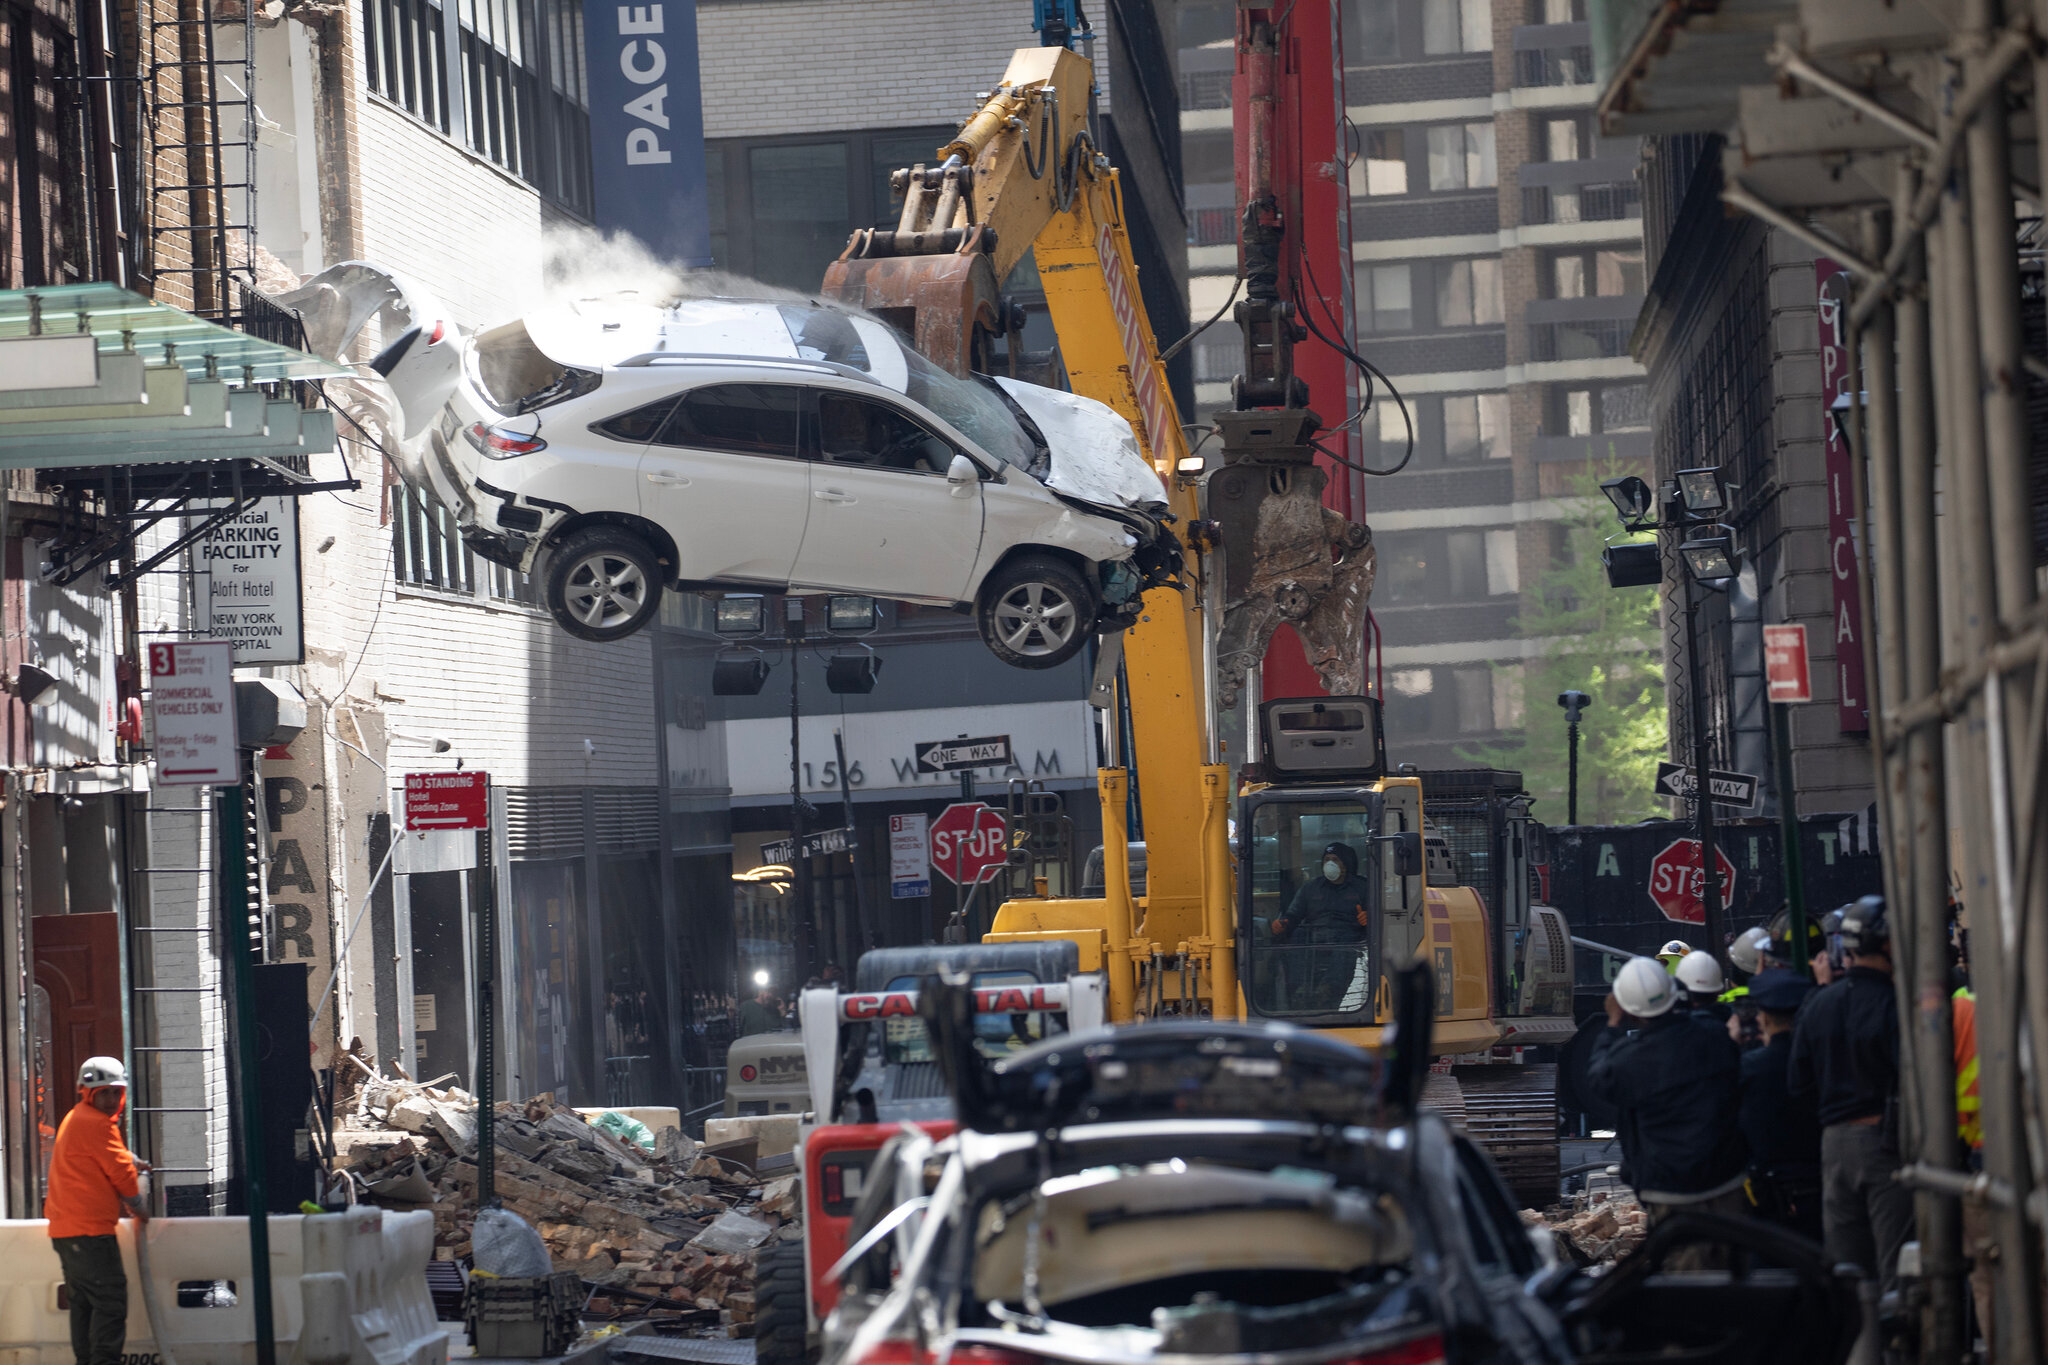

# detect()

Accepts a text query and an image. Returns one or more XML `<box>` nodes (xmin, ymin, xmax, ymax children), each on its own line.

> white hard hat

<box><xmin>1676</xmin><ymin>950</ymin><xmax>1726</xmax><ymax>995</ymax></box>
<box><xmin>77</xmin><ymin>1056</ymin><xmax>127</xmax><ymax>1089</ymax></box>
<box><xmin>1614</xmin><ymin>956</ymin><xmax>1680</xmax><ymax>1019</ymax></box>
<box><xmin>1729</xmin><ymin>926</ymin><xmax>1770</xmax><ymax>976</ymax></box>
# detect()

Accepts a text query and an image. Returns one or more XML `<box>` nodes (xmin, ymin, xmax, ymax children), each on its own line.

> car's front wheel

<box><xmin>544</xmin><ymin>526</ymin><xmax>663</xmax><ymax>642</ymax></box>
<box><xmin>977</xmin><ymin>554</ymin><xmax>1097</xmax><ymax>669</ymax></box>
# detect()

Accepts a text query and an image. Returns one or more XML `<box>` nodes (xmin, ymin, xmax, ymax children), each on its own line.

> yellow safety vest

<box><xmin>1954</xmin><ymin>987</ymin><xmax>1981</xmax><ymax>1150</ymax></box>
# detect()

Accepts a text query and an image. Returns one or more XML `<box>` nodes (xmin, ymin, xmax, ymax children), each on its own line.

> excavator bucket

<box><xmin>821</xmin><ymin>233</ymin><xmax>1006</xmax><ymax>380</ymax></box>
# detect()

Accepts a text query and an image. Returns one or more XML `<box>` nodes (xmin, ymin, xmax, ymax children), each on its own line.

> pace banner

<box><xmin>582</xmin><ymin>0</ymin><xmax>713</xmax><ymax>267</ymax></box>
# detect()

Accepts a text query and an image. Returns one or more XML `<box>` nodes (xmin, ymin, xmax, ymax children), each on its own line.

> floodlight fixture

<box><xmin>1600</xmin><ymin>475</ymin><xmax>1654</xmax><ymax>525</ymax></box>
<box><xmin>712</xmin><ymin>650</ymin><xmax>772</xmax><ymax>696</ymax></box>
<box><xmin>1680</xmin><ymin>533</ymin><xmax>1741</xmax><ymax>584</ymax></box>
<box><xmin>1675</xmin><ymin>467</ymin><xmax>1728</xmax><ymax>516</ymax></box>
<box><xmin>714</xmin><ymin>595</ymin><xmax>766</xmax><ymax>636</ymax></box>
<box><xmin>826</xmin><ymin>594</ymin><xmax>880</xmax><ymax>634</ymax></box>
<box><xmin>1601</xmin><ymin>540</ymin><xmax>1663</xmax><ymax>589</ymax></box>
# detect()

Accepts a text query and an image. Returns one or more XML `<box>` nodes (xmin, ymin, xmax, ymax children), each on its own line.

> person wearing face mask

<box><xmin>1269</xmin><ymin>842</ymin><xmax>1372</xmax><ymax>1010</ymax></box>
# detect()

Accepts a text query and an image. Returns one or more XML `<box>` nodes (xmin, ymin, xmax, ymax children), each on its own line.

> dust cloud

<box><xmin>537</xmin><ymin>224</ymin><xmax>830</xmax><ymax>312</ymax></box>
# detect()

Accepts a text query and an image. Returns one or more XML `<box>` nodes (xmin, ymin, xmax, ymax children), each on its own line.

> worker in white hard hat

<box><xmin>1655</xmin><ymin>939</ymin><xmax>1691</xmax><ymax>973</ymax></box>
<box><xmin>1675</xmin><ymin>950</ymin><xmax>1732</xmax><ymax>1026</ymax></box>
<box><xmin>46</xmin><ymin>1056</ymin><xmax>150</xmax><ymax>1365</ymax></box>
<box><xmin>1583</xmin><ymin>956</ymin><xmax>1747</xmax><ymax>1262</ymax></box>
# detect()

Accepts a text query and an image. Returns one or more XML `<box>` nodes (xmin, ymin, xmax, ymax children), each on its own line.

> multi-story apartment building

<box><xmin>1176</xmin><ymin>0</ymin><xmax>1653</xmax><ymax>772</ymax></box>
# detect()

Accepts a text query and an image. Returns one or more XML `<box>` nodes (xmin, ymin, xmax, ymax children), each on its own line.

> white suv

<box><xmin>371</xmin><ymin>288</ymin><xmax>1174</xmax><ymax>668</ymax></box>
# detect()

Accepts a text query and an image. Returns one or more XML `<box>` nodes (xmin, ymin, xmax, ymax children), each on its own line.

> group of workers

<box><xmin>1587</xmin><ymin>895</ymin><xmax>1958</xmax><ymax>1305</ymax></box>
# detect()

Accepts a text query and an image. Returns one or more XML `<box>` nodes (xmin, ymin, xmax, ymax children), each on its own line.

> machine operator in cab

<box><xmin>1269</xmin><ymin>842</ymin><xmax>1371</xmax><ymax>1011</ymax></box>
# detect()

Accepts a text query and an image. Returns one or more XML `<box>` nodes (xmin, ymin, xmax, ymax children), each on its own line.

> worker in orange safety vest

<box><xmin>45</xmin><ymin>1056</ymin><xmax>150</xmax><ymax>1365</ymax></box>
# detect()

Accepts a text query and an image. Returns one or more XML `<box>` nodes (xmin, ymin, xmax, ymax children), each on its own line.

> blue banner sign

<box><xmin>581</xmin><ymin>0</ymin><xmax>713</xmax><ymax>266</ymax></box>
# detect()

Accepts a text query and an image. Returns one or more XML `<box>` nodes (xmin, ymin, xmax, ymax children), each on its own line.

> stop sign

<box><xmin>930</xmin><ymin>802</ymin><xmax>1009</xmax><ymax>885</ymax></box>
<box><xmin>1647</xmin><ymin>838</ymin><xmax>1740</xmax><ymax>924</ymax></box>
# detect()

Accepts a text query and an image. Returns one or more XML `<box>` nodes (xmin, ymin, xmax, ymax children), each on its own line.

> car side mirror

<box><xmin>946</xmin><ymin>452</ymin><xmax>978</xmax><ymax>497</ymax></box>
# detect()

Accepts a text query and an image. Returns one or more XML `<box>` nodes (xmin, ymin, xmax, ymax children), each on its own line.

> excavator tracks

<box><xmin>1434</xmin><ymin>1064</ymin><xmax>1561</xmax><ymax>1210</ymax></box>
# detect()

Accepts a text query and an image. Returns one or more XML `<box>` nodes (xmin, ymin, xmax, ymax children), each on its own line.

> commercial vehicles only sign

<box><xmin>147</xmin><ymin>641</ymin><xmax>238</xmax><ymax>785</ymax></box>
<box><xmin>890</xmin><ymin>813</ymin><xmax>930</xmax><ymax>899</ymax></box>
<box><xmin>192</xmin><ymin>497</ymin><xmax>304</xmax><ymax>665</ymax></box>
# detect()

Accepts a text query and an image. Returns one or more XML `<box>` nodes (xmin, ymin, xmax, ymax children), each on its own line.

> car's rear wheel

<box><xmin>977</xmin><ymin>554</ymin><xmax>1097</xmax><ymax>669</ymax></box>
<box><xmin>544</xmin><ymin>526</ymin><xmax>663</xmax><ymax>642</ymax></box>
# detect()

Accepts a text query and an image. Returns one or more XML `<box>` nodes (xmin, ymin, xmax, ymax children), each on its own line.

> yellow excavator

<box><xmin>823</xmin><ymin>32</ymin><xmax>1574</xmax><ymax>1200</ymax></box>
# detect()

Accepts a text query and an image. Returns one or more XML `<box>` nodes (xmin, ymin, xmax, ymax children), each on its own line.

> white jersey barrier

<box><xmin>0</xmin><ymin>1208</ymin><xmax>445</xmax><ymax>1365</ymax></box>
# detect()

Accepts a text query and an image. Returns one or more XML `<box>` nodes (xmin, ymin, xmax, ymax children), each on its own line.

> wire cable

<box><xmin>1158</xmin><ymin>273</ymin><xmax>1243</xmax><ymax>365</ymax></box>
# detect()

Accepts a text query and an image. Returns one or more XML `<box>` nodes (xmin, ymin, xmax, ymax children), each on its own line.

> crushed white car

<box><xmin>279</xmin><ymin>264</ymin><xmax>1176</xmax><ymax>667</ymax></box>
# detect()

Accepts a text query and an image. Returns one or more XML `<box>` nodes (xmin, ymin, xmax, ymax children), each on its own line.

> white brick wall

<box><xmin>695</xmin><ymin>0</ymin><xmax>1111</xmax><ymax>139</ymax></box>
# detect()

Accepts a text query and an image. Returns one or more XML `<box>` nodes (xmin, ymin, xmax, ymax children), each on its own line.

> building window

<box><xmin>394</xmin><ymin>486</ymin><xmax>541</xmax><ymax>606</ymax></box>
<box><xmin>1541</xmin><ymin>0</ymin><xmax>1586</xmax><ymax>20</ymax></box>
<box><xmin>1452</xmin><ymin>666</ymin><xmax>1493</xmax><ymax>733</ymax></box>
<box><xmin>749</xmin><ymin>144</ymin><xmax>851</xmax><ymax>293</ymax></box>
<box><xmin>1182</xmin><ymin>129</ymin><xmax>1235</xmax><ymax>187</ymax></box>
<box><xmin>1543</xmin><ymin>115</ymin><xmax>1582</xmax><ymax>162</ymax></box>
<box><xmin>1379</xmin><ymin>528</ymin><xmax>1496</xmax><ymax>604</ymax></box>
<box><xmin>1440</xmin><ymin>392</ymin><xmax>1508</xmax><ymax>461</ymax></box>
<box><xmin>361</xmin><ymin>0</ymin><xmax>589</xmax><ymax>214</ymax></box>
<box><xmin>1545</xmin><ymin>247</ymin><xmax>1644</xmax><ymax>298</ymax></box>
<box><xmin>1421</xmin><ymin>0</ymin><xmax>1491</xmax><ymax>53</ymax></box>
<box><xmin>364</xmin><ymin>0</ymin><xmax>451</xmax><ymax>130</ymax></box>
<box><xmin>1426</xmin><ymin>122</ymin><xmax>1496</xmax><ymax>191</ymax></box>
<box><xmin>1546</xmin><ymin>382</ymin><xmax>1648</xmax><ymax>435</ymax></box>
<box><xmin>1358</xmin><ymin>264</ymin><xmax>1415</xmax><ymax>332</ymax></box>
<box><xmin>1357</xmin><ymin>129</ymin><xmax>1409</xmax><ymax>196</ymax></box>
<box><xmin>1353</xmin><ymin>0</ymin><xmax>1399</xmax><ymax>56</ymax></box>
<box><xmin>1435</xmin><ymin>258</ymin><xmax>1503</xmax><ymax>326</ymax></box>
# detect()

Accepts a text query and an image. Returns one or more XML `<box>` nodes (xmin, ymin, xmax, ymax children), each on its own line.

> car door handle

<box><xmin>814</xmin><ymin>489</ymin><xmax>855</xmax><ymax>504</ymax></box>
<box><xmin>645</xmin><ymin>470</ymin><xmax>691</xmax><ymax>487</ymax></box>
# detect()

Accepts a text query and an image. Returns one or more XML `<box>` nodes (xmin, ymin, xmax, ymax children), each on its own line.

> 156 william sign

<box><xmin>584</xmin><ymin>0</ymin><xmax>712</xmax><ymax>267</ymax></box>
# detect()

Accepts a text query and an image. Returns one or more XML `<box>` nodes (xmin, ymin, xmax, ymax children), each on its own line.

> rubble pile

<box><xmin>332</xmin><ymin>1073</ymin><xmax>799</xmax><ymax>1337</ymax></box>
<box><xmin>1522</xmin><ymin>1189</ymin><xmax>1647</xmax><ymax>1264</ymax></box>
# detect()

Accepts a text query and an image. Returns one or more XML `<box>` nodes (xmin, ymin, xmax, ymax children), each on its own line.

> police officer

<box><xmin>1737</xmin><ymin>968</ymin><xmax>1822</xmax><ymax>1240</ymax></box>
<box><xmin>1585</xmin><ymin>956</ymin><xmax>1748</xmax><ymax>1251</ymax></box>
<box><xmin>1787</xmin><ymin>895</ymin><xmax>1912</xmax><ymax>1299</ymax></box>
<box><xmin>1270</xmin><ymin>842</ymin><xmax>1371</xmax><ymax>1011</ymax></box>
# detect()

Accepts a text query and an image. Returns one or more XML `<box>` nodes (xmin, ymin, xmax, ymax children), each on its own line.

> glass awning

<box><xmin>0</xmin><ymin>282</ymin><xmax>350</xmax><ymax>386</ymax></box>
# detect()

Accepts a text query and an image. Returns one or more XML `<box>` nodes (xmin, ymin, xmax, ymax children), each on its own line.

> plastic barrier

<box><xmin>0</xmin><ymin>1209</ymin><xmax>445</xmax><ymax>1365</ymax></box>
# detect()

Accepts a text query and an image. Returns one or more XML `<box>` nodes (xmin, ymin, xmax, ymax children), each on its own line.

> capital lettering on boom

<box><xmin>838</xmin><ymin>982</ymin><xmax>1068</xmax><ymax>1022</ymax></box>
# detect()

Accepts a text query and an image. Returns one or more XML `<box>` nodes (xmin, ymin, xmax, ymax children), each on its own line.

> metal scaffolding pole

<box><xmin>1889</xmin><ymin>184</ymin><xmax>1969</xmax><ymax>1365</ymax></box>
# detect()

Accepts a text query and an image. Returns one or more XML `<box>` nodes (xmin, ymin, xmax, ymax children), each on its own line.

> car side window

<box><xmin>594</xmin><ymin>398</ymin><xmax>676</xmax><ymax>443</ymax></box>
<box><xmin>816</xmin><ymin>392</ymin><xmax>957</xmax><ymax>475</ymax></box>
<box><xmin>657</xmin><ymin>384</ymin><xmax>803</xmax><ymax>458</ymax></box>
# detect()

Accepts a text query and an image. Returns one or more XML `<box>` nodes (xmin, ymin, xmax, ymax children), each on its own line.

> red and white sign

<box><xmin>1763</xmin><ymin>623</ymin><xmax>1813</xmax><ymax>704</ymax></box>
<box><xmin>147</xmin><ymin>641</ymin><xmax>238</xmax><ymax>785</ymax></box>
<box><xmin>404</xmin><ymin>771</ymin><xmax>490</xmax><ymax>830</ymax></box>
<box><xmin>1647</xmin><ymin>838</ymin><xmax>1740</xmax><ymax>924</ymax></box>
<box><xmin>839</xmin><ymin>982</ymin><xmax>1069</xmax><ymax>1021</ymax></box>
<box><xmin>929</xmin><ymin>801</ymin><xmax>1009</xmax><ymax>885</ymax></box>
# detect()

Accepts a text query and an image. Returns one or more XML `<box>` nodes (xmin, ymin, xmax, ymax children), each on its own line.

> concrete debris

<box><xmin>1522</xmin><ymin>1190</ymin><xmax>1648</xmax><ymax>1265</ymax></box>
<box><xmin>334</xmin><ymin>1067</ymin><xmax>798</xmax><ymax>1338</ymax></box>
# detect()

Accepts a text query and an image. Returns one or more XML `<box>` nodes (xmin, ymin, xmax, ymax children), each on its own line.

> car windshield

<box><xmin>777</xmin><ymin>304</ymin><xmax>1039</xmax><ymax>471</ymax></box>
<box><xmin>1248</xmin><ymin>802</ymin><xmax>1381</xmax><ymax>1021</ymax></box>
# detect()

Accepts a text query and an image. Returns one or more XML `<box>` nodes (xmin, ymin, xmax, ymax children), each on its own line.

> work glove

<box><xmin>1271</xmin><ymin>919</ymin><xmax>1291</xmax><ymax>938</ymax></box>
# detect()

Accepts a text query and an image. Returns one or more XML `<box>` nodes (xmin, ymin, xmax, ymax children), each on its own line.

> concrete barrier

<box><xmin>0</xmin><ymin>1208</ymin><xmax>444</xmax><ymax>1365</ymax></box>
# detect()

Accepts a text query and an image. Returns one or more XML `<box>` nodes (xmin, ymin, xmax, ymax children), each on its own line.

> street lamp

<box><xmin>1596</xmin><ymin>466</ymin><xmax>1736</xmax><ymax>962</ymax></box>
<box><xmin>1557</xmin><ymin>690</ymin><xmax>1591</xmax><ymax>824</ymax></box>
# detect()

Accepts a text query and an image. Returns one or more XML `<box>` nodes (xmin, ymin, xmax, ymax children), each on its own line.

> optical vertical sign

<box><xmin>1815</xmin><ymin>259</ymin><xmax>1868</xmax><ymax>733</ymax></box>
<box><xmin>147</xmin><ymin>641</ymin><xmax>238</xmax><ymax>785</ymax></box>
<box><xmin>582</xmin><ymin>0</ymin><xmax>713</xmax><ymax>267</ymax></box>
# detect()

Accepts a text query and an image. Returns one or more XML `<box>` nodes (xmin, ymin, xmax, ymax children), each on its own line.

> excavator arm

<box><xmin>822</xmin><ymin>42</ymin><xmax>1372</xmax><ymax>1022</ymax></box>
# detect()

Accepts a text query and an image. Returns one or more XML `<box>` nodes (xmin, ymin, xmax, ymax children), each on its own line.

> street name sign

<box><xmin>889</xmin><ymin>813</ymin><xmax>930</xmax><ymax>899</ymax></box>
<box><xmin>1654</xmin><ymin>760</ymin><xmax>1760</xmax><ymax>808</ymax></box>
<box><xmin>147</xmin><ymin>641</ymin><xmax>237</xmax><ymax>785</ymax></box>
<box><xmin>404</xmin><ymin>772</ymin><xmax>491</xmax><ymax>830</ymax></box>
<box><xmin>762</xmin><ymin>826</ymin><xmax>854</xmax><ymax>865</ymax></box>
<box><xmin>1763</xmin><ymin>623</ymin><xmax>1814</xmax><ymax>703</ymax></box>
<box><xmin>915</xmin><ymin>735</ymin><xmax>1013</xmax><ymax>773</ymax></box>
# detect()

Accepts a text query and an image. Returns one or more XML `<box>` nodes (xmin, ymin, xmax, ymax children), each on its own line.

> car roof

<box><xmin>523</xmin><ymin>295</ymin><xmax>871</xmax><ymax>375</ymax></box>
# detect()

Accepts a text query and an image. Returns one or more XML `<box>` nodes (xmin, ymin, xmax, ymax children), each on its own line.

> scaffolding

<box><xmin>1595</xmin><ymin>0</ymin><xmax>2048</xmax><ymax>1357</ymax></box>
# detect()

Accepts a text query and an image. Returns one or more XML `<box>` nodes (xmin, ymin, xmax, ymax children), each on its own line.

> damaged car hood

<box><xmin>994</xmin><ymin>376</ymin><xmax>1168</xmax><ymax>515</ymax></box>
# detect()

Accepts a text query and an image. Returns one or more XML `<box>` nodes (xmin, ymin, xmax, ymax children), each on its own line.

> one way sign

<box><xmin>1655</xmin><ymin>760</ymin><xmax>1761</xmax><ymax>808</ymax></box>
<box><xmin>915</xmin><ymin>735</ymin><xmax>1013</xmax><ymax>773</ymax></box>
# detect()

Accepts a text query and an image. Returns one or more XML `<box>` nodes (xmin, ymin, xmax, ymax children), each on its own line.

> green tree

<box><xmin>1458</xmin><ymin>463</ymin><xmax>1668</xmax><ymax>825</ymax></box>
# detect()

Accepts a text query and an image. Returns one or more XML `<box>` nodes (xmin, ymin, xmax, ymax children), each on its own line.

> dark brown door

<box><xmin>34</xmin><ymin>911</ymin><xmax>124</xmax><ymax>1191</ymax></box>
